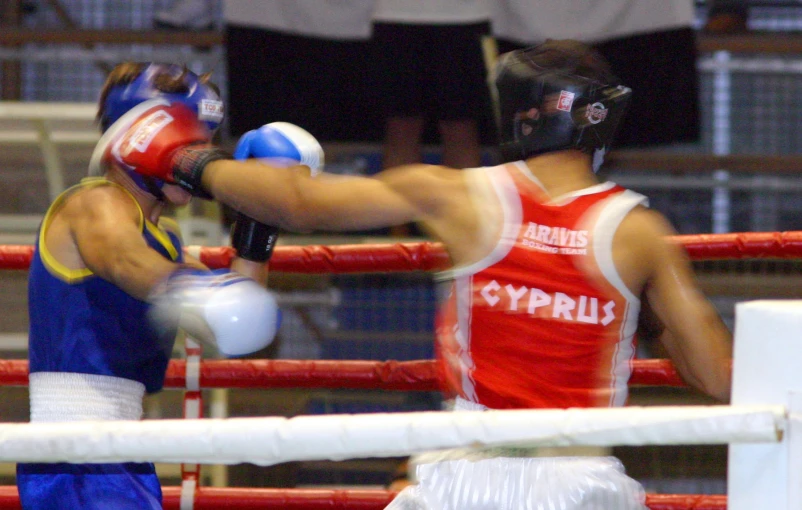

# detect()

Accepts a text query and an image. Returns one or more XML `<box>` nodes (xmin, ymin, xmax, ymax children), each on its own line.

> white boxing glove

<box><xmin>233</xmin><ymin>122</ymin><xmax>324</xmax><ymax>175</ymax></box>
<box><xmin>148</xmin><ymin>269</ymin><xmax>280</xmax><ymax>356</ymax></box>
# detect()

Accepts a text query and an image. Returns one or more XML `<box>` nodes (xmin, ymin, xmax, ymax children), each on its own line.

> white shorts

<box><xmin>385</xmin><ymin>454</ymin><xmax>647</xmax><ymax>510</ymax></box>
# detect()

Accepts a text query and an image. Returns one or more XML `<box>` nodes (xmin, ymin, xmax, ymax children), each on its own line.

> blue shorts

<box><xmin>17</xmin><ymin>462</ymin><xmax>162</xmax><ymax>510</ymax></box>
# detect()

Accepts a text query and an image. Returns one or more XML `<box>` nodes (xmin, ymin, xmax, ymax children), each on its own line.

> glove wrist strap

<box><xmin>170</xmin><ymin>144</ymin><xmax>230</xmax><ymax>199</ymax></box>
<box><xmin>231</xmin><ymin>214</ymin><xmax>280</xmax><ymax>263</ymax></box>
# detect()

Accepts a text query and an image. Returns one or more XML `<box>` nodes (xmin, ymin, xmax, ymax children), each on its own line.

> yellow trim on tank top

<box><xmin>157</xmin><ymin>215</ymin><xmax>183</xmax><ymax>243</ymax></box>
<box><xmin>38</xmin><ymin>178</ymin><xmax>145</xmax><ymax>283</ymax></box>
<box><xmin>145</xmin><ymin>219</ymin><xmax>180</xmax><ymax>261</ymax></box>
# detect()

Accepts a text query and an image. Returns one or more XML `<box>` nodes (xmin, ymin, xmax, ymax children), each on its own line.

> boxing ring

<box><xmin>0</xmin><ymin>234</ymin><xmax>802</xmax><ymax>509</ymax></box>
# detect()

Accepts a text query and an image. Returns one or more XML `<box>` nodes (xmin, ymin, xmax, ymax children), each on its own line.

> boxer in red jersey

<box><xmin>116</xmin><ymin>39</ymin><xmax>732</xmax><ymax>510</ymax></box>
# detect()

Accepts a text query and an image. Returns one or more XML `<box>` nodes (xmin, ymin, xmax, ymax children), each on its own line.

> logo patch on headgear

<box><xmin>199</xmin><ymin>99</ymin><xmax>224</xmax><ymax>123</ymax></box>
<box><xmin>585</xmin><ymin>102</ymin><xmax>608</xmax><ymax>125</ymax></box>
<box><xmin>556</xmin><ymin>91</ymin><xmax>575</xmax><ymax>112</ymax></box>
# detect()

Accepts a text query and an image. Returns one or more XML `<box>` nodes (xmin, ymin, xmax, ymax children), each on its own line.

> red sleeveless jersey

<box><xmin>436</xmin><ymin>161</ymin><xmax>647</xmax><ymax>410</ymax></box>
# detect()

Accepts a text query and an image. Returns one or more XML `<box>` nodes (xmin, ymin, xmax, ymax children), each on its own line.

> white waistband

<box><xmin>29</xmin><ymin>372</ymin><xmax>145</xmax><ymax>422</ymax></box>
<box><xmin>447</xmin><ymin>397</ymin><xmax>609</xmax><ymax>458</ymax></box>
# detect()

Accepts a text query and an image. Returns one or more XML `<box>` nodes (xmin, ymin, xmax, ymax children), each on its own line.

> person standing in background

<box><xmin>153</xmin><ymin>0</ymin><xmax>216</xmax><ymax>30</ymax></box>
<box><xmin>223</xmin><ymin>0</ymin><xmax>376</xmax><ymax>141</ymax></box>
<box><xmin>370</xmin><ymin>0</ymin><xmax>494</xmax><ymax>236</ymax></box>
<box><xmin>224</xmin><ymin>0</ymin><xmax>493</xmax><ymax>168</ymax></box>
<box><xmin>704</xmin><ymin>0</ymin><xmax>749</xmax><ymax>34</ymax></box>
<box><xmin>371</xmin><ymin>0</ymin><xmax>493</xmax><ymax>171</ymax></box>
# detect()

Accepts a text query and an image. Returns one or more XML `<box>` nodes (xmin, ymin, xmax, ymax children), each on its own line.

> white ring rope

<box><xmin>0</xmin><ymin>404</ymin><xmax>783</xmax><ymax>465</ymax></box>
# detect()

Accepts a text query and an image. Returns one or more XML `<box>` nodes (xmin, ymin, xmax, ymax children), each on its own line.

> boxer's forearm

<box><xmin>203</xmin><ymin>159</ymin><xmax>306</xmax><ymax>228</ymax></box>
<box><xmin>231</xmin><ymin>257</ymin><xmax>269</xmax><ymax>287</ymax></box>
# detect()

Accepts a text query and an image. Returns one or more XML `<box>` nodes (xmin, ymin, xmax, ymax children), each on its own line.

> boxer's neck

<box><xmin>522</xmin><ymin>150</ymin><xmax>599</xmax><ymax>198</ymax></box>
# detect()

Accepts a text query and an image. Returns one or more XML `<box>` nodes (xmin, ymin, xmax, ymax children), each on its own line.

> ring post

<box><xmin>728</xmin><ymin>300</ymin><xmax>802</xmax><ymax>510</ymax></box>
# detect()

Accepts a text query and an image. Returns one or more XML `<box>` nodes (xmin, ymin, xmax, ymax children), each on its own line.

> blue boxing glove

<box><xmin>234</xmin><ymin>122</ymin><xmax>324</xmax><ymax>176</ymax></box>
<box><xmin>231</xmin><ymin>122</ymin><xmax>324</xmax><ymax>262</ymax></box>
<box><xmin>148</xmin><ymin>269</ymin><xmax>280</xmax><ymax>356</ymax></box>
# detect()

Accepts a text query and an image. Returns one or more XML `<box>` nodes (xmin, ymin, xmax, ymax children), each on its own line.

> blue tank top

<box><xmin>27</xmin><ymin>179</ymin><xmax>183</xmax><ymax>394</ymax></box>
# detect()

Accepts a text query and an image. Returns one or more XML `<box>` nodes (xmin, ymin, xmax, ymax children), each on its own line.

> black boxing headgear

<box><xmin>492</xmin><ymin>40</ymin><xmax>632</xmax><ymax>171</ymax></box>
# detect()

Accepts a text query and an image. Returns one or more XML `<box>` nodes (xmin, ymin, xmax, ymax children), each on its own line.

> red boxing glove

<box><xmin>90</xmin><ymin>99</ymin><xmax>229</xmax><ymax>198</ymax></box>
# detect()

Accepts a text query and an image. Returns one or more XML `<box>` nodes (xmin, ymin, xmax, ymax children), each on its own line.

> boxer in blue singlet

<box><xmin>16</xmin><ymin>63</ymin><xmax>280</xmax><ymax>510</ymax></box>
<box><xmin>18</xmin><ymin>180</ymin><xmax>185</xmax><ymax>509</ymax></box>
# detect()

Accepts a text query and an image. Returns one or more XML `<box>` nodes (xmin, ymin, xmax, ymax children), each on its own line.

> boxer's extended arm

<box><xmin>113</xmin><ymin>114</ymin><xmax>467</xmax><ymax>233</ymax></box>
<box><xmin>618</xmin><ymin>209</ymin><xmax>733</xmax><ymax>402</ymax></box>
<box><xmin>227</xmin><ymin>123</ymin><xmax>314</xmax><ymax>277</ymax></box>
<box><xmin>203</xmin><ymin>159</ymin><xmax>463</xmax><ymax>232</ymax></box>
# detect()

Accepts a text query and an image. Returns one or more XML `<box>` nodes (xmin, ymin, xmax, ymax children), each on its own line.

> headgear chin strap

<box><xmin>96</xmin><ymin>63</ymin><xmax>224</xmax><ymax>199</ymax></box>
<box><xmin>131</xmin><ymin>173</ymin><xmax>168</xmax><ymax>202</ymax></box>
<box><xmin>493</xmin><ymin>43</ymin><xmax>632</xmax><ymax>172</ymax></box>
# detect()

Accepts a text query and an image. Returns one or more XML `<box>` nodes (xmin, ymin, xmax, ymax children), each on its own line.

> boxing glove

<box><xmin>230</xmin><ymin>122</ymin><xmax>325</xmax><ymax>262</ymax></box>
<box><xmin>148</xmin><ymin>268</ymin><xmax>280</xmax><ymax>356</ymax></box>
<box><xmin>234</xmin><ymin>122</ymin><xmax>324</xmax><ymax>176</ymax></box>
<box><xmin>90</xmin><ymin>98</ymin><xmax>229</xmax><ymax>198</ymax></box>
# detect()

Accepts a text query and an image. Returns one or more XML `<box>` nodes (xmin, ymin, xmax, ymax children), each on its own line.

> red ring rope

<box><xmin>0</xmin><ymin>486</ymin><xmax>728</xmax><ymax>509</ymax></box>
<box><xmin>0</xmin><ymin>235</ymin><xmax>753</xmax><ymax>508</ymax></box>
<box><xmin>0</xmin><ymin>358</ymin><xmax>685</xmax><ymax>389</ymax></box>
<box><xmin>2</xmin><ymin>231</ymin><xmax>802</xmax><ymax>271</ymax></box>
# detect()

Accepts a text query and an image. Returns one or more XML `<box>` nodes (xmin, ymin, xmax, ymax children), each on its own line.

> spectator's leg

<box><xmin>382</xmin><ymin>116</ymin><xmax>425</xmax><ymax>168</ymax></box>
<box><xmin>704</xmin><ymin>0</ymin><xmax>748</xmax><ymax>34</ymax></box>
<box><xmin>439</xmin><ymin>118</ymin><xmax>482</xmax><ymax>169</ymax></box>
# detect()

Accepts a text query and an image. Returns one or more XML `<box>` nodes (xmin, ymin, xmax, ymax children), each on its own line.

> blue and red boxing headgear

<box><xmin>96</xmin><ymin>63</ymin><xmax>224</xmax><ymax>199</ymax></box>
<box><xmin>100</xmin><ymin>63</ymin><xmax>224</xmax><ymax>133</ymax></box>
